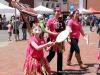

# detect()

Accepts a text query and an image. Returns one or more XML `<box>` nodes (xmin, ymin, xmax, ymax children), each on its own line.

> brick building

<box><xmin>5</xmin><ymin>0</ymin><xmax>79</xmax><ymax>11</ymax></box>
<box><xmin>87</xmin><ymin>0</ymin><xmax>100</xmax><ymax>11</ymax></box>
<box><xmin>5</xmin><ymin>0</ymin><xmax>100</xmax><ymax>11</ymax></box>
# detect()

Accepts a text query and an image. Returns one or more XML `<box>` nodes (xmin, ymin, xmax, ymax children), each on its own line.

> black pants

<box><xmin>13</xmin><ymin>29</ymin><xmax>19</xmax><ymax>34</ymax></box>
<box><xmin>46</xmin><ymin>38</ymin><xmax>63</xmax><ymax>72</ymax></box>
<box><xmin>22</xmin><ymin>28</ymin><xmax>27</xmax><ymax>40</ymax></box>
<box><xmin>70</xmin><ymin>38</ymin><xmax>80</xmax><ymax>54</ymax></box>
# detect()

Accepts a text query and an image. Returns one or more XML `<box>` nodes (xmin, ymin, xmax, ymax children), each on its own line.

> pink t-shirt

<box><xmin>46</xmin><ymin>17</ymin><xmax>57</xmax><ymax>39</ymax></box>
<box><xmin>6</xmin><ymin>24</ymin><xmax>12</xmax><ymax>32</ymax></box>
<box><xmin>26</xmin><ymin>36</ymin><xmax>46</xmax><ymax>60</ymax></box>
<box><xmin>68</xmin><ymin>19</ymin><xmax>82</xmax><ymax>39</ymax></box>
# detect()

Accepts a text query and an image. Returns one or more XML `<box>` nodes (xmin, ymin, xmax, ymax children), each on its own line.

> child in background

<box><xmin>23</xmin><ymin>23</ymin><xmax>55</xmax><ymax>75</ymax></box>
<box><xmin>6</xmin><ymin>20</ymin><xmax>13</xmax><ymax>41</ymax></box>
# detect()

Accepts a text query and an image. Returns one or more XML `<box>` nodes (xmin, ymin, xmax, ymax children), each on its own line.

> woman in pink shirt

<box><xmin>66</xmin><ymin>9</ymin><xmax>87</xmax><ymax>69</ymax></box>
<box><xmin>23</xmin><ymin>23</ymin><xmax>55</xmax><ymax>75</ymax></box>
<box><xmin>45</xmin><ymin>7</ymin><xmax>65</xmax><ymax>75</ymax></box>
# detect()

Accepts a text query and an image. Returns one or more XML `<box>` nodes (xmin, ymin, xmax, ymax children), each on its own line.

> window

<box><xmin>51</xmin><ymin>0</ymin><xmax>58</xmax><ymax>2</ymax></box>
<box><xmin>63</xmin><ymin>0</ymin><xmax>67</xmax><ymax>3</ymax></box>
<box><xmin>51</xmin><ymin>3</ymin><xmax>54</xmax><ymax>8</ymax></box>
<box><xmin>46</xmin><ymin>3</ymin><xmax>49</xmax><ymax>7</ymax></box>
<box><xmin>56</xmin><ymin>3</ymin><xmax>61</xmax><ymax>7</ymax></box>
<box><xmin>43</xmin><ymin>0</ymin><xmax>49</xmax><ymax>1</ymax></box>
<box><xmin>34</xmin><ymin>3</ymin><xmax>37</xmax><ymax>7</ymax></box>
<box><xmin>43</xmin><ymin>0</ymin><xmax>58</xmax><ymax>2</ymax></box>
<box><xmin>42</xmin><ymin>2</ymin><xmax>44</xmax><ymax>6</ymax></box>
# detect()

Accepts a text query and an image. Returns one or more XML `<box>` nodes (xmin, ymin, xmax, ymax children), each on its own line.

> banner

<box><xmin>79</xmin><ymin>0</ymin><xmax>83</xmax><ymax>12</ymax></box>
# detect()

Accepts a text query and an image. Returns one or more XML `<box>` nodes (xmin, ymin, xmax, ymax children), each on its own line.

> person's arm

<box><xmin>45</xmin><ymin>46</ymin><xmax>52</xmax><ymax>52</ymax></box>
<box><xmin>31</xmin><ymin>41</ymin><xmax>55</xmax><ymax>50</ymax></box>
<box><xmin>45</xmin><ymin>26</ymin><xmax>58</xmax><ymax>36</ymax></box>
<box><xmin>45</xmin><ymin>19</ymin><xmax>58</xmax><ymax>36</ymax></box>
<box><xmin>66</xmin><ymin>25</ymin><xmax>72</xmax><ymax>45</ymax></box>
<box><xmin>21</xmin><ymin>12</ymin><xmax>31</xmax><ymax>35</ymax></box>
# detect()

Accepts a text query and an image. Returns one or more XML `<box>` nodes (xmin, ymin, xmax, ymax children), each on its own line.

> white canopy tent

<box><xmin>79</xmin><ymin>8</ymin><xmax>93</xmax><ymax>14</ymax></box>
<box><xmin>0</xmin><ymin>3</ymin><xmax>15</xmax><ymax>13</ymax></box>
<box><xmin>0</xmin><ymin>0</ymin><xmax>9</xmax><ymax>6</ymax></box>
<box><xmin>0</xmin><ymin>3</ymin><xmax>20</xmax><ymax>21</ymax></box>
<box><xmin>33</xmin><ymin>5</ymin><xmax>53</xmax><ymax>14</ymax></box>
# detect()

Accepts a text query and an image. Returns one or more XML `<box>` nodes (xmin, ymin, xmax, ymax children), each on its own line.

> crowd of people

<box><xmin>22</xmin><ymin>7</ymin><xmax>97</xmax><ymax>75</ymax></box>
<box><xmin>0</xmin><ymin>6</ymin><xmax>100</xmax><ymax>75</ymax></box>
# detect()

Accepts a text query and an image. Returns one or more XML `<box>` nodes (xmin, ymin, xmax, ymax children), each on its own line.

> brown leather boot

<box><xmin>67</xmin><ymin>52</ymin><xmax>74</xmax><ymax>66</ymax></box>
<box><xmin>75</xmin><ymin>54</ymin><xmax>87</xmax><ymax>69</ymax></box>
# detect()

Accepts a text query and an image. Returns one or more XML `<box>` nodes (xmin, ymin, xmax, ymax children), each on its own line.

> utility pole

<box><xmin>12</xmin><ymin>0</ymin><xmax>20</xmax><ymax>41</ymax></box>
<box><xmin>67</xmin><ymin>0</ymin><xmax>69</xmax><ymax>11</ymax></box>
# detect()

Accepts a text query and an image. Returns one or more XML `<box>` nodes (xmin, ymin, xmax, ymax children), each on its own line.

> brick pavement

<box><xmin>0</xmin><ymin>32</ymin><xmax>100</xmax><ymax>75</ymax></box>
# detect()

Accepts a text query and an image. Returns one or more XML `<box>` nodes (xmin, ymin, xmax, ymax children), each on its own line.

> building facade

<box><xmin>6</xmin><ymin>0</ymin><xmax>79</xmax><ymax>11</ymax></box>
<box><xmin>87</xmin><ymin>0</ymin><xmax>100</xmax><ymax>11</ymax></box>
<box><xmin>0</xmin><ymin>0</ymin><xmax>9</xmax><ymax>5</ymax></box>
<box><xmin>5</xmin><ymin>0</ymin><xmax>100</xmax><ymax>11</ymax></box>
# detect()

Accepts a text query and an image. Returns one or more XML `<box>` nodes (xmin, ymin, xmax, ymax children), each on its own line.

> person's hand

<box><xmin>46</xmin><ymin>46</ymin><xmax>52</xmax><ymax>52</ymax></box>
<box><xmin>83</xmin><ymin>34</ymin><xmax>88</xmax><ymax>40</ymax></box>
<box><xmin>53</xmin><ymin>32</ymin><xmax>59</xmax><ymax>36</ymax></box>
<box><xmin>47</xmin><ymin>41</ymin><xmax>56</xmax><ymax>46</ymax></box>
<box><xmin>67</xmin><ymin>40</ymin><xmax>71</xmax><ymax>45</ymax></box>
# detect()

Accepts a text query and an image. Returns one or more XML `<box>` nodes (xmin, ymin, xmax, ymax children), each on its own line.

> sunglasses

<box><xmin>33</xmin><ymin>28</ymin><xmax>42</xmax><ymax>33</ymax></box>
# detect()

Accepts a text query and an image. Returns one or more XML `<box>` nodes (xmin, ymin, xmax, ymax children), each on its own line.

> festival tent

<box><xmin>0</xmin><ymin>3</ymin><xmax>15</xmax><ymax>13</ymax></box>
<box><xmin>33</xmin><ymin>5</ymin><xmax>53</xmax><ymax>14</ymax></box>
<box><xmin>0</xmin><ymin>0</ymin><xmax>9</xmax><ymax>6</ymax></box>
<box><xmin>88</xmin><ymin>7</ymin><xmax>100</xmax><ymax>14</ymax></box>
<box><xmin>0</xmin><ymin>3</ymin><xmax>20</xmax><ymax>21</ymax></box>
<box><xmin>79</xmin><ymin>8</ymin><xmax>93</xmax><ymax>14</ymax></box>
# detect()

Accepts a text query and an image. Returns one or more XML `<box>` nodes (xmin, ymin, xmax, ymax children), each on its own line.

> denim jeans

<box><xmin>70</xmin><ymin>38</ymin><xmax>80</xmax><ymax>54</ymax></box>
<box><xmin>22</xmin><ymin>28</ymin><xmax>27</xmax><ymax>40</ymax></box>
<box><xmin>90</xmin><ymin>26</ymin><xmax>92</xmax><ymax>31</ymax></box>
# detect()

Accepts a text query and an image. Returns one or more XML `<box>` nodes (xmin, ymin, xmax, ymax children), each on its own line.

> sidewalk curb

<box><xmin>0</xmin><ymin>41</ymin><xmax>13</xmax><ymax>48</ymax></box>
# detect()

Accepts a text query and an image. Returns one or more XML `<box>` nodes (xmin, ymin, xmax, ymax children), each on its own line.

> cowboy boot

<box><xmin>75</xmin><ymin>54</ymin><xmax>87</xmax><ymax>69</ymax></box>
<box><xmin>67</xmin><ymin>52</ymin><xmax>74</xmax><ymax>66</ymax></box>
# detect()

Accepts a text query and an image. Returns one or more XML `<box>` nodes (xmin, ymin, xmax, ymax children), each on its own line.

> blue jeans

<box><xmin>70</xmin><ymin>38</ymin><xmax>80</xmax><ymax>54</ymax></box>
<box><xmin>90</xmin><ymin>26</ymin><xmax>92</xmax><ymax>31</ymax></box>
<box><xmin>22</xmin><ymin>28</ymin><xmax>27</xmax><ymax>40</ymax></box>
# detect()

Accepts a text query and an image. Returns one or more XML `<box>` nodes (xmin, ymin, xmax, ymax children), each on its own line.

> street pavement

<box><xmin>0</xmin><ymin>26</ymin><xmax>100</xmax><ymax>75</ymax></box>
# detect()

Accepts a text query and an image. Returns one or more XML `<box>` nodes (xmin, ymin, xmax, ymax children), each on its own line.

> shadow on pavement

<box><xmin>51</xmin><ymin>63</ymin><xmax>100</xmax><ymax>75</ymax></box>
<box><xmin>62</xmin><ymin>63</ymin><xmax>99</xmax><ymax>75</ymax></box>
<box><xmin>51</xmin><ymin>71</ymin><xmax>57</xmax><ymax>75</ymax></box>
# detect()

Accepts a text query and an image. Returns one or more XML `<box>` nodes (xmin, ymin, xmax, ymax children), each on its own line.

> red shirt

<box><xmin>26</xmin><ymin>37</ymin><xmax>46</xmax><ymax>60</ymax></box>
<box><xmin>68</xmin><ymin>19</ymin><xmax>82</xmax><ymax>39</ymax></box>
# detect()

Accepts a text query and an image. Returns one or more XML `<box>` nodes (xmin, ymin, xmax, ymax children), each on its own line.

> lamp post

<box><xmin>12</xmin><ymin>0</ymin><xmax>20</xmax><ymax>41</ymax></box>
<box><xmin>12</xmin><ymin>0</ymin><xmax>20</xmax><ymax>20</ymax></box>
<box><xmin>67</xmin><ymin>0</ymin><xmax>69</xmax><ymax>11</ymax></box>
